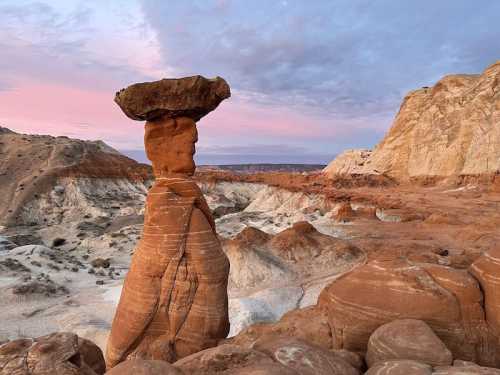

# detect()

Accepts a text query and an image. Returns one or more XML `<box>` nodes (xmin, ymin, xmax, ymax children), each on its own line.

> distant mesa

<box><xmin>114</xmin><ymin>75</ymin><xmax>231</xmax><ymax>122</ymax></box>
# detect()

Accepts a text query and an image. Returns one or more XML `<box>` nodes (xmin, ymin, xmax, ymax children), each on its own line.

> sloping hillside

<box><xmin>0</xmin><ymin>127</ymin><xmax>151</xmax><ymax>226</ymax></box>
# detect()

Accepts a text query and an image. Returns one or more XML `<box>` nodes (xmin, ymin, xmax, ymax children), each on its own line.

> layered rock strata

<box><xmin>106</xmin><ymin>77</ymin><xmax>231</xmax><ymax>368</ymax></box>
<box><xmin>324</xmin><ymin>61</ymin><xmax>500</xmax><ymax>182</ymax></box>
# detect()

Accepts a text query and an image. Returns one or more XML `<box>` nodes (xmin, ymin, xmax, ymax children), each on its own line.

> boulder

<box><xmin>366</xmin><ymin>319</ymin><xmax>452</xmax><ymax>367</ymax></box>
<box><xmin>433</xmin><ymin>360</ymin><xmax>500</xmax><ymax>374</ymax></box>
<box><xmin>114</xmin><ymin>76</ymin><xmax>230</xmax><ymax>122</ymax></box>
<box><xmin>0</xmin><ymin>332</ymin><xmax>105</xmax><ymax>375</ymax></box>
<box><xmin>228</xmin><ymin>305</ymin><xmax>334</xmax><ymax>351</ymax></box>
<box><xmin>252</xmin><ymin>337</ymin><xmax>360</xmax><ymax>375</ymax></box>
<box><xmin>365</xmin><ymin>360</ymin><xmax>432</xmax><ymax>375</ymax></box>
<box><xmin>318</xmin><ymin>257</ymin><xmax>496</xmax><ymax>366</ymax></box>
<box><xmin>105</xmin><ymin>359</ymin><xmax>183</xmax><ymax>374</ymax></box>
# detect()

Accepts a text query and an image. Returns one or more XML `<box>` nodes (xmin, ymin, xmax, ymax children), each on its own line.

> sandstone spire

<box><xmin>105</xmin><ymin>76</ymin><xmax>231</xmax><ymax>369</ymax></box>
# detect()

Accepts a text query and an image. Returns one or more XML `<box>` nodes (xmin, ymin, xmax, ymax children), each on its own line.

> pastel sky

<box><xmin>1</xmin><ymin>1</ymin><xmax>499</xmax><ymax>164</ymax></box>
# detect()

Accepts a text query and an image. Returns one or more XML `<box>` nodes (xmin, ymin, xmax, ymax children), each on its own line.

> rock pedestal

<box><xmin>105</xmin><ymin>77</ymin><xmax>231</xmax><ymax>369</ymax></box>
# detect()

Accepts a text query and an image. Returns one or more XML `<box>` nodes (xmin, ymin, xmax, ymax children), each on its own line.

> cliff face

<box><xmin>324</xmin><ymin>61</ymin><xmax>500</xmax><ymax>181</ymax></box>
<box><xmin>0</xmin><ymin>127</ymin><xmax>151</xmax><ymax>226</ymax></box>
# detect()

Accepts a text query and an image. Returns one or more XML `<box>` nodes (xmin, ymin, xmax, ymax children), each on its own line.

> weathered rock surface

<box><xmin>365</xmin><ymin>360</ymin><xmax>432</xmax><ymax>375</ymax></box>
<box><xmin>318</xmin><ymin>258</ymin><xmax>496</xmax><ymax>366</ymax></box>
<box><xmin>174</xmin><ymin>339</ymin><xmax>360</xmax><ymax>375</ymax></box>
<box><xmin>105</xmin><ymin>359</ymin><xmax>183</xmax><ymax>374</ymax></box>
<box><xmin>106</xmin><ymin>99</ymin><xmax>229</xmax><ymax>368</ymax></box>
<box><xmin>366</xmin><ymin>319</ymin><xmax>452</xmax><ymax>367</ymax></box>
<box><xmin>324</xmin><ymin>61</ymin><xmax>500</xmax><ymax>181</ymax></box>
<box><xmin>470</xmin><ymin>248</ymin><xmax>500</xmax><ymax>340</ymax></box>
<box><xmin>433</xmin><ymin>360</ymin><xmax>500</xmax><ymax>374</ymax></box>
<box><xmin>173</xmin><ymin>344</ymin><xmax>282</xmax><ymax>374</ymax></box>
<box><xmin>323</xmin><ymin>149</ymin><xmax>373</xmax><ymax>177</ymax></box>
<box><xmin>252</xmin><ymin>337</ymin><xmax>360</xmax><ymax>375</ymax></box>
<box><xmin>228</xmin><ymin>305</ymin><xmax>333</xmax><ymax>351</ymax></box>
<box><xmin>114</xmin><ymin>76</ymin><xmax>230</xmax><ymax>122</ymax></box>
<box><xmin>0</xmin><ymin>332</ymin><xmax>105</xmax><ymax>375</ymax></box>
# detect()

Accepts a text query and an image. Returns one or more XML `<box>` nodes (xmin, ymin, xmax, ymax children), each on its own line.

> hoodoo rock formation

<box><xmin>324</xmin><ymin>61</ymin><xmax>500</xmax><ymax>182</ymax></box>
<box><xmin>105</xmin><ymin>76</ymin><xmax>231</xmax><ymax>369</ymax></box>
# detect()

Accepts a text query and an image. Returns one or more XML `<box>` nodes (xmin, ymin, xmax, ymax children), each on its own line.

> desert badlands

<box><xmin>0</xmin><ymin>61</ymin><xmax>500</xmax><ymax>374</ymax></box>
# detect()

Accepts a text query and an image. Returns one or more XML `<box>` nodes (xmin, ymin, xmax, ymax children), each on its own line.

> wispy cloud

<box><xmin>140</xmin><ymin>0</ymin><xmax>500</xmax><ymax>119</ymax></box>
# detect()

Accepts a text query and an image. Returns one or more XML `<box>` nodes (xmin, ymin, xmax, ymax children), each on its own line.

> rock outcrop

<box><xmin>323</xmin><ymin>149</ymin><xmax>372</xmax><ymax>177</ymax></box>
<box><xmin>365</xmin><ymin>360</ymin><xmax>432</xmax><ymax>375</ymax></box>
<box><xmin>173</xmin><ymin>339</ymin><xmax>361</xmax><ymax>375</ymax></box>
<box><xmin>0</xmin><ymin>332</ymin><xmax>105</xmax><ymax>375</ymax></box>
<box><xmin>366</xmin><ymin>319</ymin><xmax>452</xmax><ymax>367</ymax></box>
<box><xmin>114</xmin><ymin>76</ymin><xmax>230</xmax><ymax>121</ymax></box>
<box><xmin>470</xmin><ymin>248</ymin><xmax>500</xmax><ymax>345</ymax></box>
<box><xmin>105</xmin><ymin>359</ymin><xmax>183</xmax><ymax>375</ymax></box>
<box><xmin>324</xmin><ymin>61</ymin><xmax>500</xmax><ymax>182</ymax></box>
<box><xmin>318</xmin><ymin>257</ymin><xmax>497</xmax><ymax>366</ymax></box>
<box><xmin>106</xmin><ymin>78</ymin><xmax>231</xmax><ymax>369</ymax></box>
<box><xmin>0</xmin><ymin>128</ymin><xmax>151</xmax><ymax>227</ymax></box>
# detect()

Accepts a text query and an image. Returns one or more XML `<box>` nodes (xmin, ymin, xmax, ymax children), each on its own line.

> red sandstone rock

<box><xmin>114</xmin><ymin>76</ymin><xmax>230</xmax><ymax>122</ymax></box>
<box><xmin>173</xmin><ymin>344</ymin><xmax>280</xmax><ymax>374</ymax></box>
<box><xmin>365</xmin><ymin>360</ymin><xmax>432</xmax><ymax>375</ymax></box>
<box><xmin>228</xmin><ymin>305</ymin><xmax>333</xmax><ymax>351</ymax></box>
<box><xmin>318</xmin><ymin>258</ymin><xmax>496</xmax><ymax>366</ymax></box>
<box><xmin>104</xmin><ymin>359</ymin><xmax>183</xmax><ymax>374</ymax></box>
<box><xmin>252</xmin><ymin>337</ymin><xmax>360</xmax><ymax>375</ymax></box>
<box><xmin>366</xmin><ymin>319</ymin><xmax>452</xmax><ymax>367</ymax></box>
<box><xmin>433</xmin><ymin>360</ymin><xmax>500</xmax><ymax>374</ymax></box>
<box><xmin>0</xmin><ymin>332</ymin><xmax>105</xmax><ymax>375</ymax></box>
<box><xmin>106</xmin><ymin>116</ymin><xmax>229</xmax><ymax>366</ymax></box>
<box><xmin>470</xmin><ymin>248</ymin><xmax>500</xmax><ymax>340</ymax></box>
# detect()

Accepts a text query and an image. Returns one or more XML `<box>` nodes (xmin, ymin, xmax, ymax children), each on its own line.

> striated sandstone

<box><xmin>318</xmin><ymin>257</ymin><xmax>497</xmax><ymax>366</ymax></box>
<box><xmin>228</xmin><ymin>305</ymin><xmax>334</xmax><ymax>351</ymax></box>
<box><xmin>434</xmin><ymin>360</ymin><xmax>500</xmax><ymax>374</ymax></box>
<box><xmin>104</xmin><ymin>359</ymin><xmax>183</xmax><ymax>374</ymax></box>
<box><xmin>114</xmin><ymin>76</ymin><xmax>230</xmax><ymax>122</ymax></box>
<box><xmin>470</xmin><ymin>248</ymin><xmax>500</xmax><ymax>342</ymax></box>
<box><xmin>366</xmin><ymin>319</ymin><xmax>452</xmax><ymax>367</ymax></box>
<box><xmin>173</xmin><ymin>344</ymin><xmax>282</xmax><ymax>374</ymax></box>
<box><xmin>252</xmin><ymin>337</ymin><xmax>360</xmax><ymax>375</ymax></box>
<box><xmin>0</xmin><ymin>332</ymin><xmax>105</xmax><ymax>375</ymax></box>
<box><xmin>324</xmin><ymin>61</ymin><xmax>500</xmax><ymax>181</ymax></box>
<box><xmin>365</xmin><ymin>360</ymin><xmax>432</xmax><ymax>375</ymax></box>
<box><xmin>106</xmin><ymin>98</ymin><xmax>230</xmax><ymax>366</ymax></box>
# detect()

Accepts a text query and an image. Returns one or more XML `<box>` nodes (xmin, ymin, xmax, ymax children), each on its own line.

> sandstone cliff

<box><xmin>324</xmin><ymin>61</ymin><xmax>500</xmax><ymax>182</ymax></box>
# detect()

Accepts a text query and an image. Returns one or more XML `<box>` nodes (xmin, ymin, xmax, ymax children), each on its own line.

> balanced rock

<box><xmin>366</xmin><ymin>319</ymin><xmax>452</xmax><ymax>367</ymax></box>
<box><xmin>0</xmin><ymin>332</ymin><xmax>106</xmax><ymax>375</ymax></box>
<box><xmin>318</xmin><ymin>257</ymin><xmax>496</xmax><ymax>366</ymax></box>
<box><xmin>106</xmin><ymin>93</ymin><xmax>230</xmax><ymax>367</ymax></box>
<box><xmin>114</xmin><ymin>76</ymin><xmax>230</xmax><ymax>122</ymax></box>
<box><xmin>365</xmin><ymin>360</ymin><xmax>432</xmax><ymax>375</ymax></box>
<box><xmin>105</xmin><ymin>359</ymin><xmax>183</xmax><ymax>375</ymax></box>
